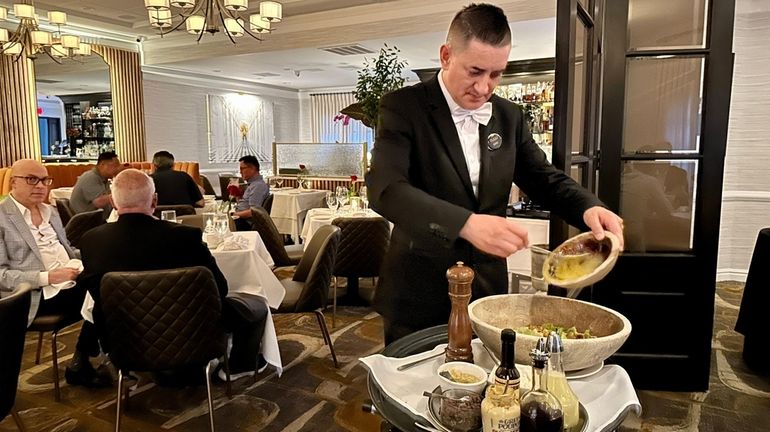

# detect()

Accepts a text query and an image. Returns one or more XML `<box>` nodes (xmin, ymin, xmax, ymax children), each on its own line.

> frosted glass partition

<box><xmin>272</xmin><ymin>142</ymin><xmax>367</xmax><ymax>177</ymax></box>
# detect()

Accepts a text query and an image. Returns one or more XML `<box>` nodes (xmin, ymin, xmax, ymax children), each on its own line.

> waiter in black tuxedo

<box><xmin>367</xmin><ymin>3</ymin><xmax>625</xmax><ymax>344</ymax></box>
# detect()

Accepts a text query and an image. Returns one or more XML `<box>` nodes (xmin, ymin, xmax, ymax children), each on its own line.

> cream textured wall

<box><xmin>717</xmin><ymin>5</ymin><xmax>770</xmax><ymax>280</ymax></box>
<box><xmin>142</xmin><ymin>75</ymin><xmax>300</xmax><ymax>176</ymax></box>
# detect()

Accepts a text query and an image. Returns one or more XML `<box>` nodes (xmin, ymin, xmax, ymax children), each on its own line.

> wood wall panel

<box><xmin>0</xmin><ymin>54</ymin><xmax>41</xmax><ymax>166</ymax></box>
<box><xmin>94</xmin><ymin>45</ymin><xmax>146</xmax><ymax>162</ymax></box>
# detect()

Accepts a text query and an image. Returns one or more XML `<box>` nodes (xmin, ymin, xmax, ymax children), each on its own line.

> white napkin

<box><xmin>359</xmin><ymin>340</ymin><xmax>641</xmax><ymax>432</ymax></box>
<box><xmin>43</xmin><ymin>258</ymin><xmax>84</xmax><ymax>300</ymax></box>
<box><xmin>220</xmin><ymin>235</ymin><xmax>249</xmax><ymax>251</ymax></box>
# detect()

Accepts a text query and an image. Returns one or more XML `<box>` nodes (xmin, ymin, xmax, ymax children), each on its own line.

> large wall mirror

<box><xmin>35</xmin><ymin>53</ymin><xmax>113</xmax><ymax>162</ymax></box>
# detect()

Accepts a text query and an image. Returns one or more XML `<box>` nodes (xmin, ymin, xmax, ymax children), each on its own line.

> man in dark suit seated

<box><xmin>78</xmin><ymin>169</ymin><xmax>268</xmax><ymax>382</ymax></box>
<box><xmin>150</xmin><ymin>150</ymin><xmax>204</xmax><ymax>208</ymax></box>
<box><xmin>367</xmin><ymin>4</ymin><xmax>625</xmax><ymax>343</ymax></box>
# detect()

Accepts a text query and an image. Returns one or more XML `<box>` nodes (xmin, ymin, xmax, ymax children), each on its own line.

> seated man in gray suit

<box><xmin>0</xmin><ymin>159</ymin><xmax>109</xmax><ymax>387</ymax></box>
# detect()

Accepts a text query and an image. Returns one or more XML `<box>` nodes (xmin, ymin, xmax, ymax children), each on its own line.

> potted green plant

<box><xmin>341</xmin><ymin>44</ymin><xmax>408</xmax><ymax>130</ymax></box>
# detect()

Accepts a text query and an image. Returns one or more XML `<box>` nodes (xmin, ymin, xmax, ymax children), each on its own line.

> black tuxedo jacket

<box><xmin>367</xmin><ymin>75</ymin><xmax>603</xmax><ymax>330</ymax></box>
<box><xmin>78</xmin><ymin>213</ymin><xmax>229</xmax><ymax>324</ymax></box>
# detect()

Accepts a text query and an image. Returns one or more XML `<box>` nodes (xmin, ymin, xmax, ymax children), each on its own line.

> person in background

<box><xmin>78</xmin><ymin>169</ymin><xmax>269</xmax><ymax>383</ymax></box>
<box><xmin>0</xmin><ymin>159</ymin><xmax>109</xmax><ymax>387</ymax></box>
<box><xmin>366</xmin><ymin>3</ymin><xmax>624</xmax><ymax>343</ymax></box>
<box><xmin>232</xmin><ymin>155</ymin><xmax>269</xmax><ymax>231</ymax></box>
<box><xmin>151</xmin><ymin>150</ymin><xmax>204</xmax><ymax>208</ymax></box>
<box><xmin>70</xmin><ymin>151</ymin><xmax>122</xmax><ymax>218</ymax></box>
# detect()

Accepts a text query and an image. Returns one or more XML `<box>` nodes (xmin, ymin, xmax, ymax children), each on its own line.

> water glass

<box><xmin>360</xmin><ymin>186</ymin><xmax>369</xmax><ymax>213</ymax></box>
<box><xmin>214</xmin><ymin>213</ymin><xmax>230</xmax><ymax>236</ymax></box>
<box><xmin>202</xmin><ymin>212</ymin><xmax>216</xmax><ymax>232</ymax></box>
<box><xmin>326</xmin><ymin>191</ymin><xmax>339</xmax><ymax>214</ymax></box>
<box><xmin>161</xmin><ymin>210</ymin><xmax>177</xmax><ymax>223</ymax></box>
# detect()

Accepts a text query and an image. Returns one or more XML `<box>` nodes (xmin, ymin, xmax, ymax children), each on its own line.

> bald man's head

<box><xmin>111</xmin><ymin>168</ymin><xmax>156</xmax><ymax>215</ymax></box>
<box><xmin>10</xmin><ymin>159</ymin><xmax>52</xmax><ymax>208</ymax></box>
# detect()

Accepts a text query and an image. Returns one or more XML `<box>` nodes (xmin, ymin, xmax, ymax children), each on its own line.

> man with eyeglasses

<box><xmin>0</xmin><ymin>159</ymin><xmax>110</xmax><ymax>388</ymax></box>
<box><xmin>70</xmin><ymin>151</ymin><xmax>123</xmax><ymax>219</ymax></box>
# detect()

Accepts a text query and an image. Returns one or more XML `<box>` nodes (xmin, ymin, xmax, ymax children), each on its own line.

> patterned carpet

<box><xmin>1</xmin><ymin>282</ymin><xmax>768</xmax><ymax>431</ymax></box>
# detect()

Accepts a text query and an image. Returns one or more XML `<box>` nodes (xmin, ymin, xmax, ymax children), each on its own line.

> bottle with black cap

<box><xmin>520</xmin><ymin>342</ymin><xmax>563</xmax><ymax>432</ymax></box>
<box><xmin>481</xmin><ymin>329</ymin><xmax>520</xmax><ymax>431</ymax></box>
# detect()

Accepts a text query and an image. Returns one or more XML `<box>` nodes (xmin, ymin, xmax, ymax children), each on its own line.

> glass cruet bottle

<box><xmin>545</xmin><ymin>332</ymin><xmax>580</xmax><ymax>429</ymax></box>
<box><xmin>520</xmin><ymin>345</ymin><xmax>563</xmax><ymax>432</ymax></box>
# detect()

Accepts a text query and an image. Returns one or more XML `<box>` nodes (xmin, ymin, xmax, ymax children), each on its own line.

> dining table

<box><xmin>48</xmin><ymin>186</ymin><xmax>73</xmax><ymax>203</ymax></box>
<box><xmin>269</xmin><ymin>188</ymin><xmax>327</xmax><ymax>243</ymax></box>
<box><xmin>80</xmin><ymin>231</ymin><xmax>286</xmax><ymax>374</ymax></box>
<box><xmin>301</xmin><ymin>206</ymin><xmax>390</xmax><ymax>250</ymax></box>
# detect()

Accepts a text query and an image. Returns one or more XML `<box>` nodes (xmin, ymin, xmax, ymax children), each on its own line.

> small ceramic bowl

<box><xmin>437</xmin><ymin>362</ymin><xmax>488</xmax><ymax>394</ymax></box>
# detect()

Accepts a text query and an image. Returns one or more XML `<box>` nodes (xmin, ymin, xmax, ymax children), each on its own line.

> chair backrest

<box><xmin>153</xmin><ymin>204</ymin><xmax>196</xmax><ymax>219</ymax></box>
<box><xmin>263</xmin><ymin>193</ymin><xmax>274</xmax><ymax>214</ymax></box>
<box><xmin>55</xmin><ymin>198</ymin><xmax>75</xmax><ymax>227</ymax></box>
<box><xmin>201</xmin><ymin>175</ymin><xmax>217</xmax><ymax>196</ymax></box>
<box><xmin>100</xmin><ymin>266</ymin><xmax>226</xmax><ymax>372</ymax></box>
<box><xmin>331</xmin><ymin>217</ymin><xmax>391</xmax><ymax>277</ymax></box>
<box><xmin>289</xmin><ymin>224</ymin><xmax>341</xmax><ymax>313</ymax></box>
<box><xmin>250</xmin><ymin>206</ymin><xmax>293</xmax><ymax>267</ymax></box>
<box><xmin>0</xmin><ymin>289</ymin><xmax>31</xmax><ymax>421</ymax></box>
<box><xmin>65</xmin><ymin>209</ymin><xmax>106</xmax><ymax>248</ymax></box>
<box><xmin>178</xmin><ymin>214</ymin><xmax>204</xmax><ymax>230</ymax></box>
<box><xmin>218</xmin><ymin>175</ymin><xmax>239</xmax><ymax>201</ymax></box>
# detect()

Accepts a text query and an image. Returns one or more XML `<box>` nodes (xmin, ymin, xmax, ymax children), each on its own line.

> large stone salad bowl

<box><xmin>469</xmin><ymin>294</ymin><xmax>631</xmax><ymax>371</ymax></box>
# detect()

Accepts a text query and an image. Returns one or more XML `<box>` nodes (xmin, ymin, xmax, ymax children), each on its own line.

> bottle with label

<box><xmin>520</xmin><ymin>346</ymin><xmax>563</xmax><ymax>432</ymax></box>
<box><xmin>481</xmin><ymin>329</ymin><xmax>520</xmax><ymax>432</ymax></box>
<box><xmin>545</xmin><ymin>332</ymin><xmax>580</xmax><ymax>428</ymax></box>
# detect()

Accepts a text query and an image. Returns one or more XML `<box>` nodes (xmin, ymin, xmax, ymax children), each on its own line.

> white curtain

<box><xmin>310</xmin><ymin>92</ymin><xmax>374</xmax><ymax>148</ymax></box>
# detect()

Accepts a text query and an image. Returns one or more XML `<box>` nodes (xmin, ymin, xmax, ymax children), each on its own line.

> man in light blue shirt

<box><xmin>233</xmin><ymin>155</ymin><xmax>269</xmax><ymax>230</ymax></box>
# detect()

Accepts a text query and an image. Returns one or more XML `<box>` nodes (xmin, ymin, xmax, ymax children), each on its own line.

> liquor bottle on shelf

<box><xmin>520</xmin><ymin>345</ymin><xmax>563</xmax><ymax>432</ymax></box>
<box><xmin>481</xmin><ymin>329</ymin><xmax>521</xmax><ymax>432</ymax></box>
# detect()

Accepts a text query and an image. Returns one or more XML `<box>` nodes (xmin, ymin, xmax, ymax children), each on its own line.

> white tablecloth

<box><xmin>301</xmin><ymin>207</ymin><xmax>389</xmax><ymax>250</ymax></box>
<box><xmin>80</xmin><ymin>231</ymin><xmax>286</xmax><ymax>375</ymax></box>
<box><xmin>270</xmin><ymin>188</ymin><xmax>327</xmax><ymax>242</ymax></box>
<box><xmin>360</xmin><ymin>340</ymin><xmax>641</xmax><ymax>432</ymax></box>
<box><xmin>48</xmin><ymin>187</ymin><xmax>73</xmax><ymax>203</ymax></box>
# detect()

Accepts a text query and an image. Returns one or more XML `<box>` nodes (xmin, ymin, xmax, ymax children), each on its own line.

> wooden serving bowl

<box><xmin>542</xmin><ymin>232</ymin><xmax>621</xmax><ymax>290</ymax></box>
<box><xmin>468</xmin><ymin>294</ymin><xmax>631</xmax><ymax>371</ymax></box>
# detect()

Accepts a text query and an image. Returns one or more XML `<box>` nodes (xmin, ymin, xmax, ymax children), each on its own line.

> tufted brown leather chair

<box><xmin>275</xmin><ymin>225</ymin><xmax>341</xmax><ymax>368</ymax></box>
<box><xmin>330</xmin><ymin>217</ymin><xmax>391</xmax><ymax>325</ymax></box>
<box><xmin>0</xmin><ymin>289</ymin><xmax>30</xmax><ymax>431</ymax></box>
<box><xmin>100</xmin><ymin>266</ymin><xmax>230</xmax><ymax>432</ymax></box>
<box><xmin>250</xmin><ymin>207</ymin><xmax>303</xmax><ymax>267</ymax></box>
<box><xmin>65</xmin><ymin>209</ymin><xmax>106</xmax><ymax>248</ymax></box>
<box><xmin>153</xmin><ymin>204</ymin><xmax>196</xmax><ymax>219</ymax></box>
<box><xmin>54</xmin><ymin>198</ymin><xmax>75</xmax><ymax>227</ymax></box>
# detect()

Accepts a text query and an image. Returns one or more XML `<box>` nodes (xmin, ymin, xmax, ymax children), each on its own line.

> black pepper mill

<box><xmin>446</xmin><ymin>261</ymin><xmax>475</xmax><ymax>363</ymax></box>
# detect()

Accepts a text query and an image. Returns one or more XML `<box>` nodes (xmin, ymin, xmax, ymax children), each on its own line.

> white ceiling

<box><xmin>2</xmin><ymin>0</ymin><xmax>557</xmax><ymax>92</ymax></box>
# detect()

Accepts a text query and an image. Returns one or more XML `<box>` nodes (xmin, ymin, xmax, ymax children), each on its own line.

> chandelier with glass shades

<box><xmin>0</xmin><ymin>1</ymin><xmax>92</xmax><ymax>62</ymax></box>
<box><xmin>144</xmin><ymin>0</ymin><xmax>282</xmax><ymax>43</ymax></box>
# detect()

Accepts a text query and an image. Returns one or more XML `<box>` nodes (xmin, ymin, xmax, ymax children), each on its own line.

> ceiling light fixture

<box><xmin>0</xmin><ymin>1</ymin><xmax>92</xmax><ymax>62</ymax></box>
<box><xmin>144</xmin><ymin>0</ymin><xmax>282</xmax><ymax>44</ymax></box>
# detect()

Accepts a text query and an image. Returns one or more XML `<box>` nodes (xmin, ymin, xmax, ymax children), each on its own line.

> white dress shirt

<box><xmin>438</xmin><ymin>70</ymin><xmax>492</xmax><ymax>197</ymax></box>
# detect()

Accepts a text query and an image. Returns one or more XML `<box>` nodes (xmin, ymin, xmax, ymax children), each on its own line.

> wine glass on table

<box><xmin>276</xmin><ymin>177</ymin><xmax>284</xmax><ymax>189</ymax></box>
<box><xmin>336</xmin><ymin>186</ymin><xmax>349</xmax><ymax>213</ymax></box>
<box><xmin>326</xmin><ymin>191</ymin><xmax>339</xmax><ymax>215</ymax></box>
<box><xmin>360</xmin><ymin>186</ymin><xmax>369</xmax><ymax>214</ymax></box>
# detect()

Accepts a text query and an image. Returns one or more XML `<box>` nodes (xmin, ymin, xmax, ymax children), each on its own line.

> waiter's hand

<box><xmin>459</xmin><ymin>214</ymin><xmax>529</xmax><ymax>258</ymax></box>
<box><xmin>583</xmin><ymin>206</ymin><xmax>625</xmax><ymax>250</ymax></box>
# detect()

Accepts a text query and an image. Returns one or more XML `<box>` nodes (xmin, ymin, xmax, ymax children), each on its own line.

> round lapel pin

<box><xmin>487</xmin><ymin>133</ymin><xmax>502</xmax><ymax>151</ymax></box>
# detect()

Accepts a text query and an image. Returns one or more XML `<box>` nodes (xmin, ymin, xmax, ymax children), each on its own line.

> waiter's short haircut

<box><xmin>447</xmin><ymin>3</ymin><xmax>511</xmax><ymax>49</ymax></box>
<box><xmin>153</xmin><ymin>150</ymin><xmax>175</xmax><ymax>169</ymax></box>
<box><xmin>238</xmin><ymin>155</ymin><xmax>260</xmax><ymax>170</ymax></box>
<box><xmin>97</xmin><ymin>151</ymin><xmax>118</xmax><ymax>164</ymax></box>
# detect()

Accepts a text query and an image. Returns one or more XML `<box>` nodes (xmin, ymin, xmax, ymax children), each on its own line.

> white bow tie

<box><xmin>451</xmin><ymin>102</ymin><xmax>492</xmax><ymax>126</ymax></box>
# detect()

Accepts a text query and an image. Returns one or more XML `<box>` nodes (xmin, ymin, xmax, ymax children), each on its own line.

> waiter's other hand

<box><xmin>583</xmin><ymin>206</ymin><xmax>625</xmax><ymax>250</ymax></box>
<box><xmin>459</xmin><ymin>214</ymin><xmax>529</xmax><ymax>258</ymax></box>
